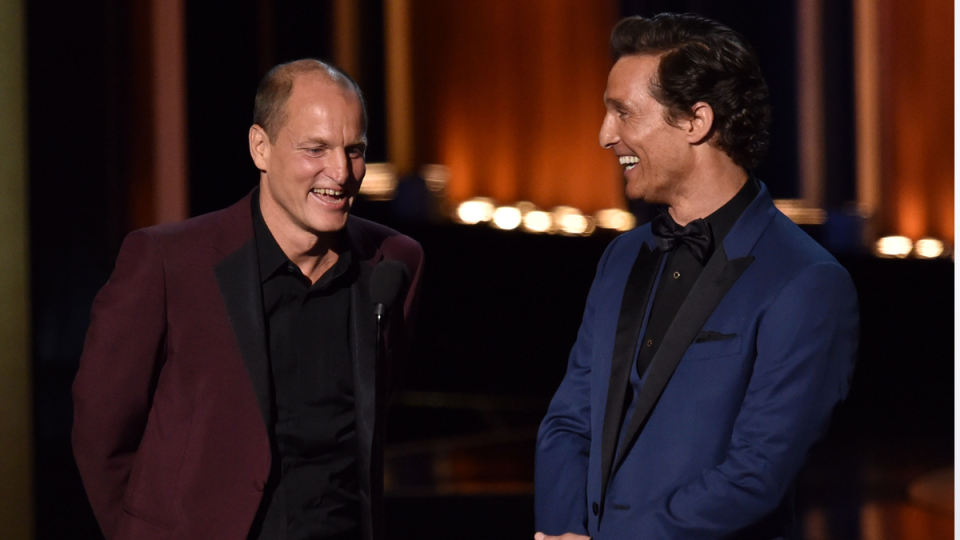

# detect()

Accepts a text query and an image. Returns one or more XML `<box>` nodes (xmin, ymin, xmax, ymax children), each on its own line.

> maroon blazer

<box><xmin>72</xmin><ymin>191</ymin><xmax>423</xmax><ymax>540</ymax></box>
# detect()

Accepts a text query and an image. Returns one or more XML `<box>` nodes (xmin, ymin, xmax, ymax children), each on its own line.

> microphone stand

<box><xmin>374</xmin><ymin>303</ymin><xmax>387</xmax><ymax>366</ymax></box>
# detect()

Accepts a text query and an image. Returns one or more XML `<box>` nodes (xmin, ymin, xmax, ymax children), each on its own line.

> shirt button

<box><xmin>646</xmin><ymin>339</ymin><xmax>653</xmax><ymax>347</ymax></box>
<box><xmin>673</xmin><ymin>271</ymin><xmax>681</xmax><ymax>279</ymax></box>
<box><xmin>592</xmin><ymin>502</ymin><xmax>599</xmax><ymax>515</ymax></box>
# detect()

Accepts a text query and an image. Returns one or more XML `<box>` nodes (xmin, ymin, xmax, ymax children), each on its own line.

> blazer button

<box><xmin>592</xmin><ymin>502</ymin><xmax>599</xmax><ymax>515</ymax></box>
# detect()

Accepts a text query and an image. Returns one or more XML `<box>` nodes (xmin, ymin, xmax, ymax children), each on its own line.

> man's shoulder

<box><xmin>130</xmin><ymin>193</ymin><xmax>253</xmax><ymax>252</ymax></box>
<box><xmin>346</xmin><ymin>215</ymin><xmax>423</xmax><ymax>263</ymax></box>
<box><xmin>762</xmin><ymin>211</ymin><xmax>843</xmax><ymax>268</ymax></box>
<box><xmin>743</xmin><ymin>211</ymin><xmax>856</xmax><ymax>305</ymax></box>
<box><xmin>725</xmin><ymin>184</ymin><xmax>845</xmax><ymax>274</ymax></box>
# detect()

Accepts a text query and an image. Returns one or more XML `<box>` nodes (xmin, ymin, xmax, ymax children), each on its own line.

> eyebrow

<box><xmin>300</xmin><ymin>137</ymin><xmax>331</xmax><ymax>148</ymax></box>
<box><xmin>605</xmin><ymin>97</ymin><xmax>632</xmax><ymax>111</ymax></box>
<box><xmin>299</xmin><ymin>137</ymin><xmax>367</xmax><ymax>148</ymax></box>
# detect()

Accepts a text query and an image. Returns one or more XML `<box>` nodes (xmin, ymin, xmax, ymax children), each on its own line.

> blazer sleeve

<box><xmin>534</xmin><ymin>237</ymin><xmax>620</xmax><ymax>535</ymax></box>
<box><xmin>72</xmin><ymin>230</ymin><xmax>168</xmax><ymax>539</ymax></box>
<box><xmin>630</xmin><ymin>261</ymin><xmax>859</xmax><ymax>538</ymax></box>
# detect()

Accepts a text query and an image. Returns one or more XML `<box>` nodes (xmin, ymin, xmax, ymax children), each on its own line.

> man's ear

<box><xmin>685</xmin><ymin>102</ymin><xmax>714</xmax><ymax>145</ymax></box>
<box><xmin>249</xmin><ymin>125</ymin><xmax>270</xmax><ymax>172</ymax></box>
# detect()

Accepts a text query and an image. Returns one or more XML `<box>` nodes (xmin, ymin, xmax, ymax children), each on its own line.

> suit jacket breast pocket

<box><xmin>684</xmin><ymin>331</ymin><xmax>742</xmax><ymax>360</ymax></box>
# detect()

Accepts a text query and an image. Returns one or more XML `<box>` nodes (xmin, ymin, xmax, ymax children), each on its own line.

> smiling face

<box><xmin>250</xmin><ymin>72</ymin><xmax>367</xmax><ymax>241</ymax></box>
<box><xmin>599</xmin><ymin>54</ymin><xmax>695</xmax><ymax>204</ymax></box>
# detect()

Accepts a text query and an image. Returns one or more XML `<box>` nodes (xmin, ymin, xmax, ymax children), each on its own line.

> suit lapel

<box><xmin>345</xmin><ymin>217</ymin><xmax>384</xmax><ymax>520</ymax></box>
<box><xmin>612</xmin><ymin>243</ymin><xmax>754</xmax><ymax>472</ymax></box>
<box><xmin>599</xmin><ymin>242</ymin><xmax>661</xmax><ymax>509</ymax></box>
<box><xmin>349</xmin><ymin>263</ymin><xmax>377</xmax><ymax>499</ymax></box>
<box><xmin>214</xmin><ymin>238</ymin><xmax>272</xmax><ymax>432</ymax></box>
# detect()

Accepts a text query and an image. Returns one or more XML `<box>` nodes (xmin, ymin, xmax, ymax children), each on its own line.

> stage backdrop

<box><xmin>407</xmin><ymin>0</ymin><xmax>625</xmax><ymax>214</ymax></box>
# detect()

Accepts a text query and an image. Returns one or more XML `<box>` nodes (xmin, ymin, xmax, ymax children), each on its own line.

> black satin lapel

<box><xmin>213</xmin><ymin>239</ymin><xmax>272</xmax><ymax>431</ymax></box>
<box><xmin>599</xmin><ymin>243</ymin><xmax>661</xmax><ymax>508</ymax></box>
<box><xmin>350</xmin><ymin>262</ymin><xmax>377</xmax><ymax>504</ymax></box>
<box><xmin>613</xmin><ymin>244</ymin><xmax>754</xmax><ymax>472</ymax></box>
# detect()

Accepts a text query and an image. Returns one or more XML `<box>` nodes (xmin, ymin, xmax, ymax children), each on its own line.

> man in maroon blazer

<box><xmin>72</xmin><ymin>59</ymin><xmax>423</xmax><ymax>540</ymax></box>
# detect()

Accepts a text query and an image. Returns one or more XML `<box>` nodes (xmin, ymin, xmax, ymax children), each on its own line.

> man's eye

<box><xmin>348</xmin><ymin>148</ymin><xmax>366</xmax><ymax>158</ymax></box>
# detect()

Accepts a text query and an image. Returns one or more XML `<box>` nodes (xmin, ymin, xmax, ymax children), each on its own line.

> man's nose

<box><xmin>599</xmin><ymin>113</ymin><xmax>619</xmax><ymax>149</ymax></box>
<box><xmin>326</xmin><ymin>148</ymin><xmax>349</xmax><ymax>183</ymax></box>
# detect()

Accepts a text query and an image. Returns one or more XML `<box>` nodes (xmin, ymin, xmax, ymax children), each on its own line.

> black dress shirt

<box><xmin>250</xmin><ymin>197</ymin><xmax>361</xmax><ymax>540</ymax></box>
<box><xmin>622</xmin><ymin>178</ymin><xmax>760</xmax><ymax>417</ymax></box>
<box><xmin>637</xmin><ymin>177</ymin><xmax>760</xmax><ymax>376</ymax></box>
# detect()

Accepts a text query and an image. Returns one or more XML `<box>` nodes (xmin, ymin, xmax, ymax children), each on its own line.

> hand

<box><xmin>534</xmin><ymin>533</ymin><xmax>591</xmax><ymax>540</ymax></box>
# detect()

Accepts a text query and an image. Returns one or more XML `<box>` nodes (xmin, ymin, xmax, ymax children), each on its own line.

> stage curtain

<box><xmin>408</xmin><ymin>0</ymin><xmax>624</xmax><ymax>213</ymax></box>
<box><xmin>878</xmin><ymin>0</ymin><xmax>953</xmax><ymax>242</ymax></box>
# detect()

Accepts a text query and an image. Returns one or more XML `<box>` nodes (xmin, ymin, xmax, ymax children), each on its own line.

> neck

<box><xmin>259</xmin><ymin>191</ymin><xmax>342</xmax><ymax>284</ymax></box>
<box><xmin>666</xmin><ymin>157</ymin><xmax>748</xmax><ymax>226</ymax></box>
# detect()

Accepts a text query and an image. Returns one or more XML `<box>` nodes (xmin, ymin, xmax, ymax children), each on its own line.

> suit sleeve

<box><xmin>631</xmin><ymin>261</ymin><xmax>859</xmax><ymax>538</ymax></box>
<box><xmin>72</xmin><ymin>230</ymin><xmax>168</xmax><ymax>539</ymax></box>
<box><xmin>534</xmin><ymin>237</ymin><xmax>620</xmax><ymax>535</ymax></box>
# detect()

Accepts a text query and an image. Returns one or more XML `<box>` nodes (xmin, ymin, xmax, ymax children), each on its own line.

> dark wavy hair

<box><xmin>610</xmin><ymin>13</ymin><xmax>771</xmax><ymax>169</ymax></box>
<box><xmin>253</xmin><ymin>59</ymin><xmax>367</xmax><ymax>142</ymax></box>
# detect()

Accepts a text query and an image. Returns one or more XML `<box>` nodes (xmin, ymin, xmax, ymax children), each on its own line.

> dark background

<box><xmin>26</xmin><ymin>0</ymin><xmax>951</xmax><ymax>538</ymax></box>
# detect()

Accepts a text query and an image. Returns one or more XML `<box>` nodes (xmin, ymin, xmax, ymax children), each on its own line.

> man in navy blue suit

<box><xmin>534</xmin><ymin>13</ymin><xmax>858</xmax><ymax>540</ymax></box>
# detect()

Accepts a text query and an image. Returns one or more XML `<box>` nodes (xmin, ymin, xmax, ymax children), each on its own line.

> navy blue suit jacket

<box><xmin>535</xmin><ymin>183</ymin><xmax>858</xmax><ymax>539</ymax></box>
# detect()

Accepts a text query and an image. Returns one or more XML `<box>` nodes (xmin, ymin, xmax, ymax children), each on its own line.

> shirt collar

<box><xmin>703</xmin><ymin>175</ymin><xmax>760</xmax><ymax>245</ymax></box>
<box><xmin>251</xmin><ymin>193</ymin><xmax>354</xmax><ymax>285</ymax></box>
<box><xmin>253</xmin><ymin>195</ymin><xmax>290</xmax><ymax>283</ymax></box>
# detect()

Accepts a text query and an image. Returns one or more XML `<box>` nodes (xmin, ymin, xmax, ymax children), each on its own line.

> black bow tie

<box><xmin>651</xmin><ymin>212</ymin><xmax>714</xmax><ymax>264</ymax></box>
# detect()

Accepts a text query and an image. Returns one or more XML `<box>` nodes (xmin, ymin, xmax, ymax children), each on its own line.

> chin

<box><xmin>302</xmin><ymin>212</ymin><xmax>349</xmax><ymax>235</ymax></box>
<box><xmin>624</xmin><ymin>184</ymin><xmax>647</xmax><ymax>201</ymax></box>
<box><xmin>313</xmin><ymin>220</ymin><xmax>349</xmax><ymax>235</ymax></box>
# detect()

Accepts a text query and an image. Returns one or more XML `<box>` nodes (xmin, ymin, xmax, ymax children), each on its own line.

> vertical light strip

<box><xmin>334</xmin><ymin>0</ymin><xmax>361</xmax><ymax>80</ymax></box>
<box><xmin>854</xmin><ymin>0</ymin><xmax>881</xmax><ymax>236</ymax></box>
<box><xmin>384</xmin><ymin>0</ymin><xmax>415</xmax><ymax>173</ymax></box>
<box><xmin>797</xmin><ymin>0</ymin><xmax>825</xmax><ymax>207</ymax></box>
<box><xmin>0</xmin><ymin>0</ymin><xmax>34</xmax><ymax>537</ymax></box>
<box><xmin>151</xmin><ymin>0</ymin><xmax>189</xmax><ymax>223</ymax></box>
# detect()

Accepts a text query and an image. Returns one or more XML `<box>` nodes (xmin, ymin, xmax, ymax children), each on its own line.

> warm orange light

<box><xmin>359</xmin><ymin>163</ymin><xmax>398</xmax><ymax>200</ymax></box>
<box><xmin>914</xmin><ymin>238</ymin><xmax>944</xmax><ymax>258</ymax></box>
<box><xmin>491</xmin><ymin>206</ymin><xmax>522</xmax><ymax>230</ymax></box>
<box><xmin>552</xmin><ymin>206</ymin><xmax>595</xmax><ymax>236</ymax></box>
<box><xmin>420</xmin><ymin>164</ymin><xmax>450</xmax><ymax>194</ymax></box>
<box><xmin>595</xmin><ymin>208</ymin><xmax>636</xmax><ymax>231</ymax></box>
<box><xmin>411</xmin><ymin>0</ymin><xmax>621</xmax><ymax>214</ymax></box>
<box><xmin>522</xmin><ymin>211</ymin><xmax>552</xmax><ymax>233</ymax></box>
<box><xmin>874</xmin><ymin>236</ymin><xmax>913</xmax><ymax>258</ymax></box>
<box><xmin>456</xmin><ymin>198</ymin><xmax>495</xmax><ymax>224</ymax></box>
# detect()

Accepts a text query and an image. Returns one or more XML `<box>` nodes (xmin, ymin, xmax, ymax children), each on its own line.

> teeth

<box><xmin>311</xmin><ymin>188</ymin><xmax>344</xmax><ymax>197</ymax></box>
<box><xmin>619</xmin><ymin>155</ymin><xmax>639</xmax><ymax>171</ymax></box>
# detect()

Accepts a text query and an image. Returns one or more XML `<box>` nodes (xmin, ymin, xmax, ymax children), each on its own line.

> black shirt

<box><xmin>633</xmin><ymin>177</ymin><xmax>760</xmax><ymax>379</ymax></box>
<box><xmin>251</xmin><ymin>197</ymin><xmax>361</xmax><ymax>540</ymax></box>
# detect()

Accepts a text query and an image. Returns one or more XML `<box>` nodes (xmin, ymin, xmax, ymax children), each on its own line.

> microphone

<box><xmin>370</xmin><ymin>260</ymin><xmax>409</xmax><ymax>318</ymax></box>
<box><xmin>370</xmin><ymin>260</ymin><xmax>408</xmax><ymax>366</ymax></box>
